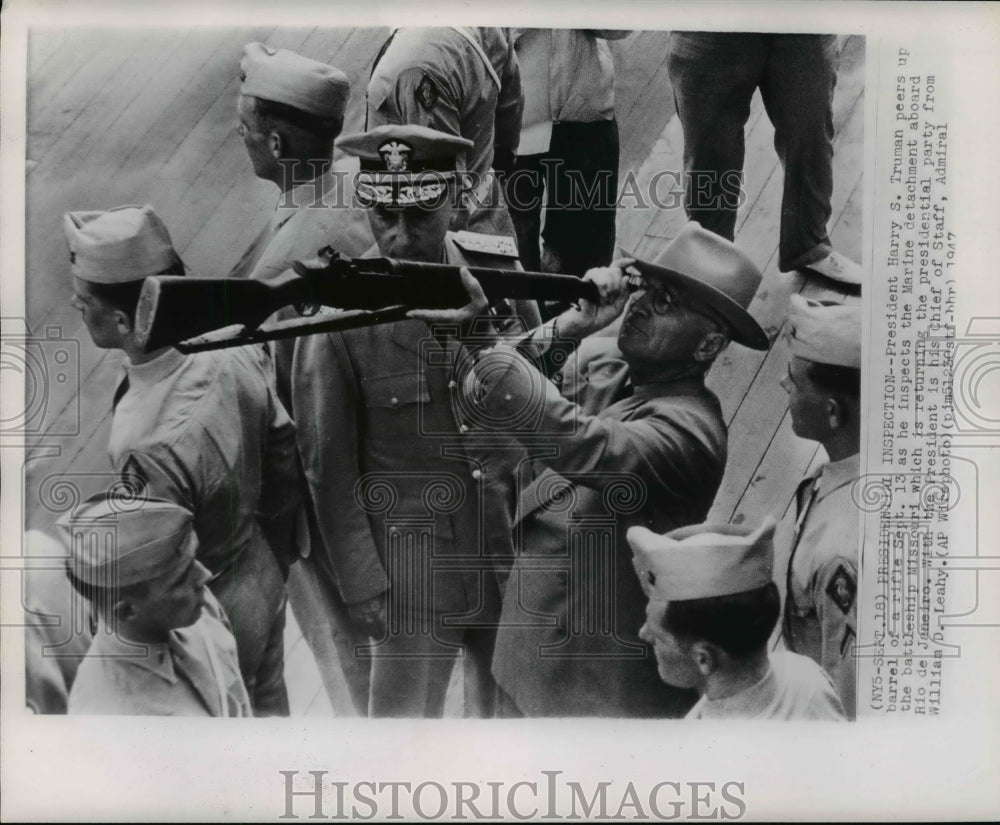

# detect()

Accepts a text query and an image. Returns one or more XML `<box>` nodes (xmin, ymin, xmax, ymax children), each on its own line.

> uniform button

<box><xmin>459</xmin><ymin>424</ymin><xmax>469</xmax><ymax>434</ymax></box>
<box><xmin>471</xmin><ymin>469</ymin><xmax>482</xmax><ymax>481</ymax></box>
<box><xmin>389</xmin><ymin>526</ymin><xmax>398</xmax><ymax>535</ymax></box>
<box><xmin>504</xmin><ymin>394</ymin><xmax>512</xmax><ymax>401</ymax></box>
<box><xmin>448</xmin><ymin>380</ymin><xmax>457</xmax><ymax>390</ymax></box>
<box><xmin>390</xmin><ymin>397</ymin><xmax>399</xmax><ymax>406</ymax></box>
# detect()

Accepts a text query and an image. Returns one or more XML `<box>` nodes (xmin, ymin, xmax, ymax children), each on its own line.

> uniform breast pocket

<box><xmin>361</xmin><ymin>371</ymin><xmax>430</xmax><ymax>410</ymax></box>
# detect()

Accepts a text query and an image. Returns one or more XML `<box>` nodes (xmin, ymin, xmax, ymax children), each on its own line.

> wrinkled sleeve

<box><xmin>471</xmin><ymin>346</ymin><xmax>721</xmax><ymax>498</ymax></box>
<box><xmin>291</xmin><ymin>332</ymin><xmax>389</xmax><ymax>604</ymax></box>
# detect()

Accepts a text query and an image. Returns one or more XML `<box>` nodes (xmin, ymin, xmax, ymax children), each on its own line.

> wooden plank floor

<box><xmin>21</xmin><ymin>30</ymin><xmax>863</xmax><ymax>716</ymax></box>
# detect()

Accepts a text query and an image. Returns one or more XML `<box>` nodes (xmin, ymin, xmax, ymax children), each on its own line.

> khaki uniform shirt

<box><xmin>68</xmin><ymin>592</ymin><xmax>251</xmax><ymax>717</ymax></box>
<box><xmin>779</xmin><ymin>452</ymin><xmax>861</xmax><ymax>718</ymax></box>
<box><xmin>687</xmin><ymin>651</ymin><xmax>846</xmax><ymax>720</ymax></box>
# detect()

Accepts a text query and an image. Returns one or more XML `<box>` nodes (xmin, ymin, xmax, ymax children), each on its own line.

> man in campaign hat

<box><xmin>63</xmin><ymin>494</ymin><xmax>251</xmax><ymax>717</ymax></box>
<box><xmin>410</xmin><ymin>220</ymin><xmax>769</xmax><ymax>716</ymax></box>
<box><xmin>287</xmin><ymin>124</ymin><xmax>530</xmax><ymax>717</ymax></box>
<box><xmin>776</xmin><ymin>294</ymin><xmax>862</xmax><ymax>717</ymax></box>
<box><xmin>65</xmin><ymin>204</ymin><xmax>299</xmax><ymax>715</ymax></box>
<box><xmin>628</xmin><ymin>517</ymin><xmax>845</xmax><ymax>720</ymax></box>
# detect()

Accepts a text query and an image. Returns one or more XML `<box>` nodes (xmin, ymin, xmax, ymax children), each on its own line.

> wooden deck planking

<box><xmin>25</xmin><ymin>30</ymin><xmax>119</xmax><ymax>136</ymax></box>
<box><xmin>25</xmin><ymin>28</ymin><xmax>71</xmax><ymax>75</ymax></box>
<box><xmin>27</xmin><ymin>31</ymin><xmax>159</xmax><ymax>165</ymax></box>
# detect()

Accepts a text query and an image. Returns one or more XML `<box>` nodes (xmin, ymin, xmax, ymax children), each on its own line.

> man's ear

<box><xmin>268</xmin><ymin>129</ymin><xmax>283</xmax><ymax>159</ymax></box>
<box><xmin>825</xmin><ymin>396</ymin><xmax>847</xmax><ymax>430</ymax></box>
<box><xmin>113</xmin><ymin>308</ymin><xmax>134</xmax><ymax>337</ymax></box>
<box><xmin>690</xmin><ymin>640</ymin><xmax>718</xmax><ymax>676</ymax></box>
<box><xmin>112</xmin><ymin>597</ymin><xmax>136</xmax><ymax>625</ymax></box>
<box><xmin>693</xmin><ymin>331</ymin><xmax>729</xmax><ymax>363</ymax></box>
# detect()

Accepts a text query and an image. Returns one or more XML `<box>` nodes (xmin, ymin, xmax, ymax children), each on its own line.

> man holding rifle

<box><xmin>290</xmin><ymin>123</ymin><xmax>529</xmax><ymax>717</ymax></box>
<box><xmin>410</xmin><ymin>221</ymin><xmax>770</xmax><ymax>716</ymax></box>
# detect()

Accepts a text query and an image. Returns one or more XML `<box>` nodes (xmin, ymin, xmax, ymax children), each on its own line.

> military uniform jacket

<box><xmin>290</xmin><ymin>234</ymin><xmax>520</xmax><ymax>616</ymax></box>
<box><xmin>68</xmin><ymin>592</ymin><xmax>251</xmax><ymax>717</ymax></box>
<box><xmin>779</xmin><ymin>452</ymin><xmax>860</xmax><ymax>718</ymax></box>
<box><xmin>475</xmin><ymin>345</ymin><xmax>728</xmax><ymax>717</ymax></box>
<box><xmin>107</xmin><ymin>345</ymin><xmax>299</xmax><ymax>658</ymax></box>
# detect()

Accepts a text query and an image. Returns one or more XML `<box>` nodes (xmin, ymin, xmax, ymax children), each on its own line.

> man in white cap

<box><xmin>629</xmin><ymin>517</ymin><xmax>845</xmax><ymax>720</ymax></box>
<box><xmin>777</xmin><ymin>294</ymin><xmax>862</xmax><ymax>718</ymax></box>
<box><xmin>63</xmin><ymin>494</ymin><xmax>251</xmax><ymax>717</ymax></box>
<box><xmin>366</xmin><ymin>27</ymin><xmax>522</xmax><ymax>238</ymax></box>
<box><xmin>232</xmin><ymin>41</ymin><xmax>374</xmax><ymax>401</ymax></box>
<box><xmin>65</xmin><ymin>204</ymin><xmax>299</xmax><ymax>716</ymax></box>
<box><xmin>410</xmin><ymin>220</ymin><xmax>769</xmax><ymax>717</ymax></box>
<box><xmin>288</xmin><ymin>124</ymin><xmax>531</xmax><ymax>717</ymax></box>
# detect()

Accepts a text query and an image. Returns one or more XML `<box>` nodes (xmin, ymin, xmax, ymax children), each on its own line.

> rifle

<box><xmin>134</xmin><ymin>247</ymin><xmax>600</xmax><ymax>353</ymax></box>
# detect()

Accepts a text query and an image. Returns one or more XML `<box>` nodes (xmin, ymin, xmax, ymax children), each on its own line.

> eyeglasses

<box><xmin>628</xmin><ymin>275</ymin><xmax>723</xmax><ymax>328</ymax></box>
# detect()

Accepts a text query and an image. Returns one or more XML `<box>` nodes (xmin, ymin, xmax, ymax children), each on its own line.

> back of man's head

<box><xmin>239</xmin><ymin>42</ymin><xmax>350</xmax><ymax>164</ymax></box>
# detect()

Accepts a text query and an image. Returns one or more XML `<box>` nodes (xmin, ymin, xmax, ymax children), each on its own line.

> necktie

<box><xmin>111</xmin><ymin>374</ymin><xmax>130</xmax><ymax>413</ymax></box>
<box><xmin>783</xmin><ymin>476</ymin><xmax>821</xmax><ymax>632</ymax></box>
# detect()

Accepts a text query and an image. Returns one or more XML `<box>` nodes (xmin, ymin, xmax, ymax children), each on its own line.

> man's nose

<box><xmin>69</xmin><ymin>295</ymin><xmax>82</xmax><ymax>310</ymax></box>
<box><xmin>638</xmin><ymin>622</ymin><xmax>652</xmax><ymax>643</ymax></box>
<box><xmin>779</xmin><ymin>374</ymin><xmax>792</xmax><ymax>394</ymax></box>
<box><xmin>193</xmin><ymin>561</ymin><xmax>212</xmax><ymax>586</ymax></box>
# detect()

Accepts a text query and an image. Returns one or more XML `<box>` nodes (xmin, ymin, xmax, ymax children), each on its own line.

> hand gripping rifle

<box><xmin>133</xmin><ymin>247</ymin><xmax>600</xmax><ymax>353</ymax></box>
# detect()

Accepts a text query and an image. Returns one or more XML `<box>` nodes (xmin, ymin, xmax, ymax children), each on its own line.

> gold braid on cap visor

<box><xmin>356</xmin><ymin>179</ymin><xmax>450</xmax><ymax>208</ymax></box>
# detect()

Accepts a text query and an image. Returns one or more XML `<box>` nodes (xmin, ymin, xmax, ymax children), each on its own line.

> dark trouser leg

<box><xmin>667</xmin><ymin>32</ymin><xmax>768</xmax><ymax>241</ymax></box>
<box><xmin>366</xmin><ymin>614</ymin><xmax>462</xmax><ymax>718</ymax></box>
<box><xmin>250</xmin><ymin>596</ymin><xmax>291</xmax><ymax>716</ymax></box>
<box><xmin>760</xmin><ymin>34</ymin><xmax>838</xmax><ymax>270</ymax></box>
<box><xmin>542</xmin><ymin>119</ymin><xmax>620</xmax><ymax>276</ymax></box>
<box><xmin>503</xmin><ymin>154</ymin><xmax>546</xmax><ymax>273</ymax></box>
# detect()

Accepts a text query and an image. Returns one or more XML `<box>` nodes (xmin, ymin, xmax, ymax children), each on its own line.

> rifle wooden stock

<box><xmin>134</xmin><ymin>253</ymin><xmax>600</xmax><ymax>352</ymax></box>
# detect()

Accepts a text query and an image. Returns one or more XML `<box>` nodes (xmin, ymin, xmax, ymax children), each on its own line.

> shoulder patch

<box><xmin>825</xmin><ymin>564</ymin><xmax>857</xmax><ymax>615</ymax></box>
<box><xmin>416</xmin><ymin>75</ymin><xmax>438</xmax><ymax>109</ymax></box>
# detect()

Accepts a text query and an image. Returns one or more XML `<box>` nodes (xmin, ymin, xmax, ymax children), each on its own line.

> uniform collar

<box><xmin>699</xmin><ymin>661</ymin><xmax>777</xmax><ymax>717</ymax></box>
<box><xmin>91</xmin><ymin>619</ymin><xmax>179</xmax><ymax>683</ymax></box>
<box><xmin>126</xmin><ymin>346</ymin><xmax>186</xmax><ymax>389</ymax></box>
<box><xmin>816</xmin><ymin>452</ymin><xmax>860</xmax><ymax>502</ymax></box>
<box><xmin>631</xmin><ymin>375</ymin><xmax>708</xmax><ymax>402</ymax></box>
<box><xmin>275</xmin><ymin>167</ymin><xmax>337</xmax><ymax>228</ymax></box>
